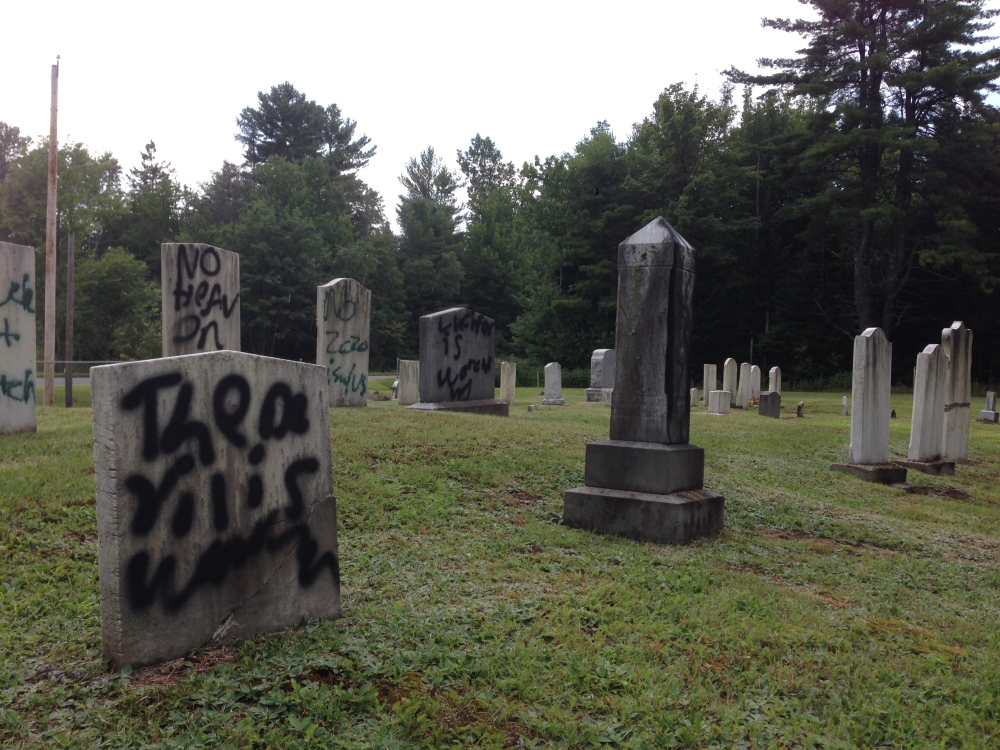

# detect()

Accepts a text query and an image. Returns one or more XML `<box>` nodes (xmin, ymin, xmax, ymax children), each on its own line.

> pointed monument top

<box><xmin>618</xmin><ymin>216</ymin><xmax>695</xmax><ymax>271</ymax></box>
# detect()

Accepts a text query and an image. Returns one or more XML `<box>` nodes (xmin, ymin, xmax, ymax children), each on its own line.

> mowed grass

<box><xmin>2</xmin><ymin>386</ymin><xmax>1000</xmax><ymax>748</ymax></box>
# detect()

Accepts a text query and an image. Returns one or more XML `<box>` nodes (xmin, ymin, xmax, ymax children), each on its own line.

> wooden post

<box><xmin>64</xmin><ymin>231</ymin><xmax>74</xmax><ymax>407</ymax></box>
<box><xmin>43</xmin><ymin>59</ymin><xmax>59</xmax><ymax>406</ymax></box>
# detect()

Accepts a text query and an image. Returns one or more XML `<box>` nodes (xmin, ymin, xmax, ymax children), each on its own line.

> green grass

<box><xmin>2</xmin><ymin>389</ymin><xmax>1000</xmax><ymax>748</ymax></box>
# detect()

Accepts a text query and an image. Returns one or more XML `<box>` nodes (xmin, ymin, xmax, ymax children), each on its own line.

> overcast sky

<box><xmin>3</xmin><ymin>0</ymin><xmax>997</xmax><ymax>227</ymax></box>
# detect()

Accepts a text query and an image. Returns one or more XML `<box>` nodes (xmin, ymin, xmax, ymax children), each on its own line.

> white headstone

<box><xmin>768</xmin><ymin>366</ymin><xmax>781</xmax><ymax>394</ymax></box>
<box><xmin>317</xmin><ymin>278</ymin><xmax>370</xmax><ymax>407</ymax></box>
<box><xmin>397</xmin><ymin>360</ymin><xmax>420</xmax><ymax>406</ymax></box>
<box><xmin>542</xmin><ymin>362</ymin><xmax>566</xmax><ymax>405</ymax></box>
<box><xmin>908</xmin><ymin>344</ymin><xmax>947</xmax><ymax>462</ymax></box>
<box><xmin>707</xmin><ymin>390</ymin><xmax>731</xmax><ymax>415</ymax></box>
<box><xmin>848</xmin><ymin>328</ymin><xmax>892</xmax><ymax>465</ymax></box>
<box><xmin>91</xmin><ymin>351</ymin><xmax>338</xmax><ymax>668</ymax></box>
<box><xmin>722</xmin><ymin>359</ymin><xmax>738</xmax><ymax>407</ymax></box>
<box><xmin>585</xmin><ymin>349</ymin><xmax>615</xmax><ymax>401</ymax></box>
<box><xmin>161</xmin><ymin>244</ymin><xmax>240</xmax><ymax>357</ymax></box>
<box><xmin>499</xmin><ymin>362</ymin><xmax>517</xmax><ymax>405</ymax></box>
<box><xmin>842</xmin><ymin>396</ymin><xmax>849</xmax><ymax>416</ymax></box>
<box><xmin>749</xmin><ymin>365</ymin><xmax>762</xmax><ymax>400</ymax></box>
<box><xmin>736</xmin><ymin>362</ymin><xmax>752</xmax><ymax>409</ymax></box>
<box><xmin>941</xmin><ymin>321</ymin><xmax>972</xmax><ymax>463</ymax></box>
<box><xmin>690</xmin><ymin>387</ymin><xmax>700</xmax><ymax>408</ymax></box>
<box><xmin>702</xmin><ymin>364</ymin><xmax>717</xmax><ymax>402</ymax></box>
<box><xmin>0</xmin><ymin>242</ymin><xmax>37</xmax><ymax>434</ymax></box>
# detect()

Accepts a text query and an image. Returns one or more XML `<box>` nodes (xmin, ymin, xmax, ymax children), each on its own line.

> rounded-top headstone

<box><xmin>317</xmin><ymin>278</ymin><xmax>371</xmax><ymax>407</ymax></box>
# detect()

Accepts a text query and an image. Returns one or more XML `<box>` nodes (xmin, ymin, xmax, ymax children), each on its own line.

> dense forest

<box><xmin>2</xmin><ymin>0</ymin><xmax>999</xmax><ymax>385</ymax></box>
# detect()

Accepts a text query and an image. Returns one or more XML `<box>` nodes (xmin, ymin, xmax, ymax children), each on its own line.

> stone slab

<box><xmin>92</xmin><ymin>351</ymin><xmax>338</xmax><ymax>668</ymax></box>
<box><xmin>986</xmin><ymin>391</ymin><xmax>997</xmax><ymax>412</ymax></box>
<box><xmin>736</xmin><ymin>362</ymin><xmax>751</xmax><ymax>409</ymax></box>
<box><xmin>584</xmin><ymin>440</ymin><xmax>704</xmax><ymax>495</ymax></box>
<box><xmin>941</xmin><ymin>321</ymin><xmax>972</xmax><ymax>463</ymax></box>
<box><xmin>749</xmin><ymin>365</ymin><xmax>762</xmax><ymax>400</ymax></box>
<box><xmin>758</xmin><ymin>391</ymin><xmax>780</xmax><ymax>418</ymax></box>
<box><xmin>796</xmin><ymin>401</ymin><xmax>804</xmax><ymax>418</ymax></box>
<box><xmin>768</xmin><ymin>366</ymin><xmax>781</xmax><ymax>394</ymax></box>
<box><xmin>584</xmin><ymin>388</ymin><xmax>605</xmax><ymax>402</ymax></box>
<box><xmin>978</xmin><ymin>410</ymin><xmax>998</xmax><ymax>424</ymax></box>
<box><xmin>589</xmin><ymin>348</ymin><xmax>616</xmax><ymax>390</ymax></box>
<box><xmin>849</xmin><ymin>328</ymin><xmax>892</xmax><ymax>465</ymax></box>
<box><xmin>162</xmin><ymin>243</ymin><xmax>240</xmax><ymax>357</ymax></box>
<box><xmin>418</xmin><ymin>307</ymin><xmax>495</xmax><ymax>404</ymax></box>
<box><xmin>499</xmin><ymin>362</ymin><xmax>516</xmax><ymax>405</ymax></box>
<box><xmin>830</xmin><ymin>462</ymin><xmax>907</xmax><ymax>485</ymax></box>
<box><xmin>908</xmin><ymin>343</ymin><xmax>946</xmax><ymax>462</ymax></box>
<box><xmin>690</xmin><ymin>387</ymin><xmax>699</xmax><ymax>407</ymax></box>
<box><xmin>407</xmin><ymin>398</ymin><xmax>509</xmax><ymax>416</ymax></box>
<box><xmin>893</xmin><ymin>459</ymin><xmax>955</xmax><ymax>476</ymax></box>
<box><xmin>527</xmin><ymin>404</ymin><xmax>539</xmax><ymax>413</ymax></box>
<box><xmin>702</xmin><ymin>364</ymin><xmax>717</xmax><ymax>402</ymax></box>
<box><xmin>317</xmin><ymin>278</ymin><xmax>370</xmax><ymax>407</ymax></box>
<box><xmin>563</xmin><ymin>486</ymin><xmax>724</xmax><ymax>545</ymax></box>
<box><xmin>0</xmin><ymin>242</ymin><xmax>37</xmax><ymax>434</ymax></box>
<box><xmin>707</xmin><ymin>390</ymin><xmax>730</xmax><ymax>415</ymax></box>
<box><xmin>543</xmin><ymin>362</ymin><xmax>565</xmax><ymax>405</ymax></box>
<box><xmin>397</xmin><ymin>360</ymin><xmax>419</xmax><ymax>406</ymax></box>
<box><xmin>722</xmin><ymin>359</ymin><xmax>737</xmax><ymax>407</ymax></box>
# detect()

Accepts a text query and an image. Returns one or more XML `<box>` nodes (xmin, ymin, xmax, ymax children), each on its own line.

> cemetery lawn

<box><xmin>3</xmin><ymin>388</ymin><xmax>1000</xmax><ymax>749</ymax></box>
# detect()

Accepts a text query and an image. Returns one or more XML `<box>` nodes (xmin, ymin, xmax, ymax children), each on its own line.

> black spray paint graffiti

<box><xmin>0</xmin><ymin>369</ymin><xmax>35</xmax><ymax>404</ymax></box>
<box><xmin>0</xmin><ymin>272</ymin><xmax>33</xmax><ymax>352</ymax></box>
<box><xmin>435</xmin><ymin>310</ymin><xmax>494</xmax><ymax>400</ymax></box>
<box><xmin>172</xmin><ymin>246</ymin><xmax>239</xmax><ymax>351</ymax></box>
<box><xmin>120</xmin><ymin>372</ymin><xmax>337</xmax><ymax>614</ymax></box>
<box><xmin>322</xmin><ymin>285</ymin><xmax>368</xmax><ymax>397</ymax></box>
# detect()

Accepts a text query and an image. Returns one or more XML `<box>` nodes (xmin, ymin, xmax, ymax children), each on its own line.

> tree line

<box><xmin>2</xmin><ymin>0</ymin><xmax>999</xmax><ymax>384</ymax></box>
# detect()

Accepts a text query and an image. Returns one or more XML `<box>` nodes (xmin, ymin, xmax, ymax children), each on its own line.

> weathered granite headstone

<box><xmin>979</xmin><ymin>391</ymin><xmax>998</xmax><ymax>424</ymax></box>
<box><xmin>542</xmin><ymin>362</ymin><xmax>566</xmax><ymax>405</ymax></box>
<box><xmin>831</xmin><ymin>328</ymin><xmax>905</xmax><ymax>484</ymax></box>
<box><xmin>0</xmin><ymin>242</ymin><xmax>37</xmax><ymax>434</ymax></box>
<box><xmin>499</xmin><ymin>362</ymin><xmax>517</xmax><ymax>405</ymax></box>
<box><xmin>722</xmin><ymin>359</ymin><xmax>738</xmax><ymax>407</ymax></box>
<box><xmin>397</xmin><ymin>360</ymin><xmax>419</xmax><ymax>406</ymax></box>
<box><xmin>702</xmin><ymin>364</ymin><xmax>717</xmax><ymax>403</ymax></box>
<box><xmin>585</xmin><ymin>349</ymin><xmax>616</xmax><ymax>402</ymax></box>
<box><xmin>896</xmin><ymin>344</ymin><xmax>953</xmax><ymax>475</ymax></box>
<box><xmin>796</xmin><ymin>401</ymin><xmax>804</xmax><ymax>418</ymax></box>
<box><xmin>941</xmin><ymin>321</ymin><xmax>973</xmax><ymax>463</ymax></box>
<box><xmin>758</xmin><ymin>391</ymin><xmax>780</xmax><ymax>418</ymax></box>
<box><xmin>410</xmin><ymin>307</ymin><xmax>508</xmax><ymax>415</ymax></box>
<box><xmin>563</xmin><ymin>217</ymin><xmax>724</xmax><ymax>544</ymax></box>
<box><xmin>91</xmin><ymin>351</ymin><xmax>338</xmax><ymax>668</ymax></box>
<box><xmin>736</xmin><ymin>362</ymin><xmax>752</xmax><ymax>409</ymax></box>
<box><xmin>707</xmin><ymin>391</ymin><xmax>730</xmax><ymax>415</ymax></box>
<box><xmin>162</xmin><ymin>244</ymin><xmax>240</xmax><ymax>357</ymax></box>
<box><xmin>769</xmin><ymin>366</ymin><xmax>781</xmax><ymax>394</ymax></box>
<box><xmin>842</xmin><ymin>396</ymin><xmax>849</xmax><ymax>417</ymax></box>
<box><xmin>690</xmin><ymin>387</ymin><xmax>700</xmax><ymax>408</ymax></box>
<box><xmin>749</xmin><ymin>365</ymin><xmax>762</xmax><ymax>401</ymax></box>
<box><xmin>317</xmin><ymin>278</ymin><xmax>370</xmax><ymax>407</ymax></box>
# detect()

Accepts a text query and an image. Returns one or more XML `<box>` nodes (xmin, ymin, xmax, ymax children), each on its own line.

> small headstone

<box><xmin>749</xmin><ymin>365</ymin><xmax>762</xmax><ymax>401</ymax></box>
<box><xmin>736</xmin><ymin>362</ymin><xmax>752</xmax><ymax>409</ymax></box>
<box><xmin>499</xmin><ymin>362</ymin><xmax>517</xmax><ymax>405</ymax></box>
<box><xmin>707</xmin><ymin>390</ymin><xmax>731</xmax><ymax>415</ymax></box>
<box><xmin>161</xmin><ymin>243</ymin><xmax>240</xmax><ymax>357</ymax></box>
<box><xmin>898</xmin><ymin>343</ymin><xmax>954</xmax><ymax>475</ymax></box>
<box><xmin>978</xmin><ymin>391</ymin><xmax>998</xmax><ymax>424</ymax></box>
<box><xmin>842</xmin><ymin>396</ymin><xmax>849</xmax><ymax>417</ymax></box>
<box><xmin>410</xmin><ymin>307</ymin><xmax>507</xmax><ymax>415</ymax></box>
<box><xmin>0</xmin><ymin>242</ymin><xmax>37</xmax><ymax>434</ymax></box>
<box><xmin>397</xmin><ymin>360</ymin><xmax>419</xmax><ymax>406</ymax></box>
<box><xmin>796</xmin><ymin>401</ymin><xmax>804</xmax><ymax>418</ymax></box>
<box><xmin>722</xmin><ymin>358</ymin><xmax>738</xmax><ymax>407</ymax></box>
<box><xmin>941</xmin><ymin>321</ymin><xmax>973</xmax><ymax>463</ymax></box>
<box><xmin>602</xmin><ymin>388</ymin><xmax>613</xmax><ymax>407</ymax></box>
<box><xmin>391</xmin><ymin>379</ymin><xmax>399</xmax><ymax>400</ymax></box>
<box><xmin>317</xmin><ymin>278</ymin><xmax>370</xmax><ymax>407</ymax></box>
<box><xmin>891</xmin><ymin>409</ymin><xmax>897</xmax><ymax>419</ymax></box>
<box><xmin>702</xmin><ymin>364</ymin><xmax>717</xmax><ymax>403</ymax></box>
<box><xmin>91</xmin><ymin>351</ymin><xmax>338</xmax><ymax>668</ymax></box>
<box><xmin>758</xmin><ymin>391</ymin><xmax>780</xmax><ymax>418</ymax></box>
<box><xmin>527</xmin><ymin>404</ymin><xmax>539</xmax><ymax>413</ymax></box>
<box><xmin>768</xmin><ymin>366</ymin><xmax>781</xmax><ymax>394</ymax></box>
<box><xmin>690</xmin><ymin>387</ymin><xmax>700</xmax><ymax>408</ymax></box>
<box><xmin>987</xmin><ymin>391</ymin><xmax>997</xmax><ymax>411</ymax></box>
<box><xmin>584</xmin><ymin>349</ymin><xmax>616</xmax><ymax>402</ymax></box>
<box><xmin>542</xmin><ymin>362</ymin><xmax>566</xmax><ymax>405</ymax></box>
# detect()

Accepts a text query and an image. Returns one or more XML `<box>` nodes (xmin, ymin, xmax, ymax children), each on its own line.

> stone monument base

<box><xmin>584</xmin><ymin>388</ymin><xmax>604</xmax><ymax>402</ymax></box>
<box><xmin>977</xmin><ymin>410</ymin><xmax>998</xmax><ymax>424</ymax></box>
<box><xmin>563</xmin><ymin>486</ymin><xmax>724</xmax><ymax>544</ymax></box>
<box><xmin>543</xmin><ymin>398</ymin><xmax>566</xmax><ymax>406</ymax></box>
<box><xmin>584</xmin><ymin>440</ymin><xmax>703</xmax><ymax>495</ymax></box>
<box><xmin>407</xmin><ymin>399</ymin><xmax>509</xmax><ymax>416</ymax></box>
<box><xmin>892</xmin><ymin>459</ymin><xmax>955</xmax><ymax>476</ymax></box>
<box><xmin>830</xmin><ymin>462</ymin><xmax>907</xmax><ymax>484</ymax></box>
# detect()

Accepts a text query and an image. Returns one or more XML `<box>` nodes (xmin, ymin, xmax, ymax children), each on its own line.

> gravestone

<box><xmin>410</xmin><ymin>307</ymin><xmax>508</xmax><ymax>416</ymax></box>
<box><xmin>722</xmin><ymin>359</ymin><xmax>738</xmax><ymax>407</ymax></box>
<box><xmin>585</xmin><ymin>349</ymin><xmax>616</xmax><ymax>402</ymax></box>
<box><xmin>602</xmin><ymin>388</ymin><xmax>613</xmax><ymax>407</ymax></box>
<box><xmin>796</xmin><ymin>401</ymin><xmax>804</xmax><ymax>418</ymax></box>
<box><xmin>499</xmin><ymin>362</ymin><xmax>517</xmax><ymax>405</ymax></box>
<box><xmin>941</xmin><ymin>321</ymin><xmax>973</xmax><ymax>463</ymax></box>
<box><xmin>690</xmin><ymin>387</ymin><xmax>700</xmax><ymax>408</ymax></box>
<box><xmin>979</xmin><ymin>391</ymin><xmax>998</xmax><ymax>424</ymax></box>
<box><xmin>317</xmin><ymin>278</ymin><xmax>370</xmax><ymax>407</ymax></box>
<box><xmin>0</xmin><ymin>242</ymin><xmax>37</xmax><ymax>434</ymax></box>
<box><xmin>397</xmin><ymin>360</ymin><xmax>419</xmax><ymax>406</ymax></box>
<box><xmin>749</xmin><ymin>365</ymin><xmax>762</xmax><ymax>401</ymax></box>
<box><xmin>831</xmin><ymin>328</ymin><xmax>905</xmax><ymax>484</ymax></box>
<box><xmin>702</xmin><ymin>364</ymin><xmax>717</xmax><ymax>403</ymax></box>
<box><xmin>91</xmin><ymin>351</ymin><xmax>338</xmax><ymax>668</ymax></box>
<box><xmin>162</xmin><ymin>244</ymin><xmax>240</xmax><ymax>357</ymax></box>
<box><xmin>527</xmin><ymin>404</ymin><xmax>539</xmax><ymax>413</ymax></box>
<box><xmin>842</xmin><ymin>396</ymin><xmax>849</xmax><ymax>416</ymax></box>
<box><xmin>563</xmin><ymin>217</ymin><xmax>724</xmax><ymax>544</ymax></box>
<box><xmin>896</xmin><ymin>344</ymin><xmax>953</xmax><ymax>475</ymax></box>
<box><xmin>736</xmin><ymin>362</ymin><xmax>752</xmax><ymax>409</ymax></box>
<box><xmin>708</xmin><ymin>391</ymin><xmax>731</xmax><ymax>415</ymax></box>
<box><xmin>543</xmin><ymin>362</ymin><xmax>566</xmax><ymax>405</ymax></box>
<box><xmin>769</xmin><ymin>366</ymin><xmax>781</xmax><ymax>394</ymax></box>
<box><xmin>758</xmin><ymin>391</ymin><xmax>780</xmax><ymax>418</ymax></box>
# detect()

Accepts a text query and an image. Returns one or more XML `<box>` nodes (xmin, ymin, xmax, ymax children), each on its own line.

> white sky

<box><xmin>3</xmin><ymin>0</ymin><xmax>997</xmax><ymax>227</ymax></box>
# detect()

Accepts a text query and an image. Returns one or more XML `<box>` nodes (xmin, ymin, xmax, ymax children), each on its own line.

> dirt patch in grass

<box><xmin>761</xmin><ymin>527</ymin><xmax>898</xmax><ymax>556</ymax></box>
<box><xmin>904</xmin><ymin>485</ymin><xmax>971</xmax><ymax>501</ymax></box>
<box><xmin>129</xmin><ymin>647</ymin><xmax>235</xmax><ymax>688</ymax></box>
<box><xmin>500</xmin><ymin>489</ymin><xmax>543</xmax><ymax>507</ymax></box>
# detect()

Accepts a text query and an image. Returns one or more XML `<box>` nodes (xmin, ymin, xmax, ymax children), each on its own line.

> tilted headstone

<box><xmin>499</xmin><ymin>362</ymin><xmax>517</xmax><ymax>405</ymax></box>
<box><xmin>162</xmin><ymin>244</ymin><xmax>240</xmax><ymax>357</ymax></box>
<box><xmin>769</xmin><ymin>366</ymin><xmax>781</xmax><ymax>394</ymax></box>
<box><xmin>908</xmin><ymin>344</ymin><xmax>948</xmax><ymax>463</ymax></box>
<box><xmin>722</xmin><ymin>359</ymin><xmax>738</xmax><ymax>407</ymax></box>
<box><xmin>708</xmin><ymin>390</ymin><xmax>730</xmax><ymax>415</ymax></box>
<box><xmin>690</xmin><ymin>387</ymin><xmax>700</xmax><ymax>408</ymax></box>
<box><xmin>979</xmin><ymin>391</ymin><xmax>998</xmax><ymax>424</ymax></box>
<box><xmin>91</xmin><ymin>351</ymin><xmax>338</xmax><ymax>667</ymax></box>
<box><xmin>758</xmin><ymin>391</ymin><xmax>780</xmax><ymax>419</ymax></box>
<box><xmin>542</xmin><ymin>362</ymin><xmax>566</xmax><ymax>405</ymax></box>
<box><xmin>941</xmin><ymin>321</ymin><xmax>972</xmax><ymax>463</ymax></box>
<box><xmin>585</xmin><ymin>349</ymin><xmax>616</xmax><ymax>402</ymax></box>
<box><xmin>749</xmin><ymin>365</ymin><xmax>762</xmax><ymax>401</ymax></box>
<box><xmin>317</xmin><ymin>278</ymin><xmax>370</xmax><ymax>407</ymax></box>
<box><xmin>702</xmin><ymin>364</ymin><xmax>717</xmax><ymax>403</ymax></box>
<box><xmin>0</xmin><ymin>242</ymin><xmax>37</xmax><ymax>434</ymax></box>
<box><xmin>397</xmin><ymin>360</ymin><xmax>419</xmax><ymax>406</ymax></box>
<box><xmin>736</xmin><ymin>362</ymin><xmax>752</xmax><ymax>409</ymax></box>
<box><xmin>564</xmin><ymin>217</ymin><xmax>724</xmax><ymax>544</ymax></box>
<box><xmin>411</xmin><ymin>307</ymin><xmax>507</xmax><ymax>415</ymax></box>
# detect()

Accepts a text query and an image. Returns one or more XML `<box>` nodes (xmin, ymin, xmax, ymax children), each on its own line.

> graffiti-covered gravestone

<box><xmin>162</xmin><ymin>243</ymin><xmax>241</xmax><ymax>357</ymax></box>
<box><xmin>410</xmin><ymin>307</ymin><xmax>508</xmax><ymax>416</ymax></box>
<box><xmin>0</xmin><ymin>242</ymin><xmax>36</xmax><ymax>433</ymax></box>
<box><xmin>317</xmin><ymin>278</ymin><xmax>370</xmax><ymax>407</ymax></box>
<box><xmin>92</xmin><ymin>351</ymin><xmax>338</xmax><ymax>668</ymax></box>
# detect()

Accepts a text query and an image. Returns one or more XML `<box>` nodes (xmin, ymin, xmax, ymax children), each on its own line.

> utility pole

<box><xmin>64</xmin><ymin>231</ymin><xmax>74</xmax><ymax>407</ymax></box>
<box><xmin>43</xmin><ymin>58</ymin><xmax>59</xmax><ymax>406</ymax></box>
